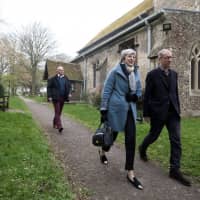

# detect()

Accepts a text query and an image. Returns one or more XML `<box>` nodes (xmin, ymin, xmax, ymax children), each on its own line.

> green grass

<box><xmin>0</xmin><ymin>96</ymin><xmax>75</xmax><ymax>200</ymax></box>
<box><xmin>63</xmin><ymin>103</ymin><xmax>200</xmax><ymax>182</ymax></box>
<box><xmin>63</xmin><ymin>103</ymin><xmax>100</xmax><ymax>130</ymax></box>
<box><xmin>9</xmin><ymin>96</ymin><xmax>30</xmax><ymax>112</ymax></box>
<box><xmin>27</xmin><ymin>95</ymin><xmax>47</xmax><ymax>103</ymax></box>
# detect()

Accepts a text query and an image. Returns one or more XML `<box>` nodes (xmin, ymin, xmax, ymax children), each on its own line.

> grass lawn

<box><xmin>63</xmin><ymin>103</ymin><xmax>200</xmax><ymax>183</ymax></box>
<box><xmin>28</xmin><ymin>95</ymin><xmax>47</xmax><ymax>103</ymax></box>
<box><xmin>0</xmin><ymin>96</ymin><xmax>75</xmax><ymax>200</ymax></box>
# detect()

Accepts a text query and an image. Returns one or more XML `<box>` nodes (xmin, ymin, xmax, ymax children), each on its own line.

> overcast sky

<box><xmin>0</xmin><ymin>0</ymin><xmax>143</xmax><ymax>57</ymax></box>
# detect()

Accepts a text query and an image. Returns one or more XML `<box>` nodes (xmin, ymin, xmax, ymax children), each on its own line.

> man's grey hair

<box><xmin>120</xmin><ymin>48</ymin><xmax>136</xmax><ymax>62</ymax></box>
<box><xmin>158</xmin><ymin>49</ymin><xmax>172</xmax><ymax>59</ymax></box>
<box><xmin>56</xmin><ymin>65</ymin><xmax>64</xmax><ymax>70</ymax></box>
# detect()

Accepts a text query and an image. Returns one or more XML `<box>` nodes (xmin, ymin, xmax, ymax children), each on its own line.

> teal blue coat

<box><xmin>100</xmin><ymin>64</ymin><xmax>142</xmax><ymax>132</ymax></box>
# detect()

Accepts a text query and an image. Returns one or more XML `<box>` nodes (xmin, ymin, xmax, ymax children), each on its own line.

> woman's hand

<box><xmin>100</xmin><ymin>110</ymin><xmax>108</xmax><ymax>123</ymax></box>
<box><xmin>125</xmin><ymin>93</ymin><xmax>138</xmax><ymax>102</ymax></box>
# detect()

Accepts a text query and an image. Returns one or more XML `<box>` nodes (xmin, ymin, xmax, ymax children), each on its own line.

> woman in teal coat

<box><xmin>100</xmin><ymin>49</ymin><xmax>143</xmax><ymax>190</ymax></box>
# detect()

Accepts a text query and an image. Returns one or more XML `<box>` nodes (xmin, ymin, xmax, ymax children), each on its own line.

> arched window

<box><xmin>191</xmin><ymin>58</ymin><xmax>195</xmax><ymax>90</ymax></box>
<box><xmin>190</xmin><ymin>43</ymin><xmax>200</xmax><ymax>93</ymax></box>
<box><xmin>198</xmin><ymin>60</ymin><xmax>200</xmax><ymax>89</ymax></box>
<box><xmin>93</xmin><ymin>64</ymin><xmax>96</xmax><ymax>88</ymax></box>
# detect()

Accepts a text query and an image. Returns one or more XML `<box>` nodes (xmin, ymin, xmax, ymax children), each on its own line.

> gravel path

<box><xmin>22</xmin><ymin>97</ymin><xmax>200</xmax><ymax>200</ymax></box>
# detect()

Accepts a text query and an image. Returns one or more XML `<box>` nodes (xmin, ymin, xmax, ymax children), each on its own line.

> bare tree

<box><xmin>0</xmin><ymin>38</ymin><xmax>10</xmax><ymax>76</ymax></box>
<box><xmin>0</xmin><ymin>36</ymin><xmax>19</xmax><ymax>94</ymax></box>
<box><xmin>16</xmin><ymin>22</ymin><xmax>56</xmax><ymax>95</ymax></box>
<box><xmin>48</xmin><ymin>53</ymin><xmax>72</xmax><ymax>63</ymax></box>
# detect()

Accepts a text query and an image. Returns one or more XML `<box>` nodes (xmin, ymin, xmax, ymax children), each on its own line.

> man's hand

<box><xmin>48</xmin><ymin>97</ymin><xmax>52</xmax><ymax>102</ymax></box>
<box><xmin>66</xmin><ymin>94</ymin><xmax>72</xmax><ymax>102</ymax></box>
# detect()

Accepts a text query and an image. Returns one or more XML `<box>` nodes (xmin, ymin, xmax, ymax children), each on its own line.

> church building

<box><xmin>72</xmin><ymin>0</ymin><xmax>200</xmax><ymax>116</ymax></box>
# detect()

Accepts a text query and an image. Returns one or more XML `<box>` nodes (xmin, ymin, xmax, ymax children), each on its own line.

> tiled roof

<box><xmin>43</xmin><ymin>59</ymin><xmax>83</xmax><ymax>81</ymax></box>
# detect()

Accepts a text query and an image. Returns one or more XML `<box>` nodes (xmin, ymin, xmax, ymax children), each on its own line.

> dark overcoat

<box><xmin>47</xmin><ymin>75</ymin><xmax>71</xmax><ymax>102</ymax></box>
<box><xmin>143</xmin><ymin>67</ymin><xmax>180</xmax><ymax>120</ymax></box>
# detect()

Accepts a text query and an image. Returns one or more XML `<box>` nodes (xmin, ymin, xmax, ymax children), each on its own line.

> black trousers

<box><xmin>102</xmin><ymin>109</ymin><xmax>136</xmax><ymax>170</ymax></box>
<box><xmin>140</xmin><ymin>111</ymin><xmax>181</xmax><ymax>170</ymax></box>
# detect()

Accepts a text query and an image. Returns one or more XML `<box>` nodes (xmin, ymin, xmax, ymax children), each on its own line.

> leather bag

<box><xmin>92</xmin><ymin>122</ymin><xmax>113</xmax><ymax>147</ymax></box>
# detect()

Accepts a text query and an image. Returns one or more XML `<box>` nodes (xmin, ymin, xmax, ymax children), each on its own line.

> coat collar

<box><xmin>57</xmin><ymin>74</ymin><xmax>65</xmax><ymax>78</ymax></box>
<box><xmin>115</xmin><ymin>63</ymin><xmax>138</xmax><ymax>80</ymax></box>
<box><xmin>115</xmin><ymin>64</ymin><xmax>128</xmax><ymax>80</ymax></box>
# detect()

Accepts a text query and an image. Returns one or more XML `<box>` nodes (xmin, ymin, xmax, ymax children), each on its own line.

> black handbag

<box><xmin>92</xmin><ymin>122</ymin><xmax>113</xmax><ymax>147</ymax></box>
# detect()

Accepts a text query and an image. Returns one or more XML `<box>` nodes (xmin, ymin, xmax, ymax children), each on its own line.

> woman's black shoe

<box><xmin>127</xmin><ymin>175</ymin><xmax>143</xmax><ymax>190</ymax></box>
<box><xmin>98</xmin><ymin>150</ymin><xmax>108</xmax><ymax>165</ymax></box>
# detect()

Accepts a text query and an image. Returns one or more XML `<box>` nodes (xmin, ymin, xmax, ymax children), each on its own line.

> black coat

<box><xmin>143</xmin><ymin>67</ymin><xmax>180</xmax><ymax>120</ymax></box>
<box><xmin>47</xmin><ymin>75</ymin><xmax>71</xmax><ymax>102</ymax></box>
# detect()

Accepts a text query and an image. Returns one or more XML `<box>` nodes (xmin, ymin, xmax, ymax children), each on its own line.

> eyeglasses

<box><xmin>161</xmin><ymin>56</ymin><xmax>173</xmax><ymax>59</ymax></box>
<box><xmin>126</xmin><ymin>55</ymin><xmax>136</xmax><ymax>58</ymax></box>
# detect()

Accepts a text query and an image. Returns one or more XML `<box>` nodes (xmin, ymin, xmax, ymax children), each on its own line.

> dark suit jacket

<box><xmin>47</xmin><ymin>75</ymin><xmax>71</xmax><ymax>102</ymax></box>
<box><xmin>143</xmin><ymin>67</ymin><xmax>180</xmax><ymax>120</ymax></box>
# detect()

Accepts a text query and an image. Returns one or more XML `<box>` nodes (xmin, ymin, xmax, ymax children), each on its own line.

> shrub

<box><xmin>80</xmin><ymin>91</ymin><xmax>101</xmax><ymax>108</ymax></box>
<box><xmin>80</xmin><ymin>92</ymin><xmax>90</xmax><ymax>103</ymax></box>
<box><xmin>90</xmin><ymin>93</ymin><xmax>101</xmax><ymax>108</ymax></box>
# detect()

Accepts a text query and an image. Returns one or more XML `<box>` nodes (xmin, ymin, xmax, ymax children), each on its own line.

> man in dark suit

<box><xmin>47</xmin><ymin>65</ymin><xmax>71</xmax><ymax>133</ymax></box>
<box><xmin>139</xmin><ymin>49</ymin><xmax>191</xmax><ymax>186</ymax></box>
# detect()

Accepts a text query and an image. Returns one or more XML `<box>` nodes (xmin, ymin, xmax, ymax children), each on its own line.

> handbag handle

<box><xmin>98</xmin><ymin>120</ymin><xmax>109</xmax><ymax>129</ymax></box>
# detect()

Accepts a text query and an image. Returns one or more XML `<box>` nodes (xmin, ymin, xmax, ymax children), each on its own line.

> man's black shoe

<box><xmin>58</xmin><ymin>127</ymin><xmax>63</xmax><ymax>133</ymax></box>
<box><xmin>138</xmin><ymin>145</ymin><xmax>148</xmax><ymax>162</ymax></box>
<box><xmin>169</xmin><ymin>169</ymin><xmax>191</xmax><ymax>186</ymax></box>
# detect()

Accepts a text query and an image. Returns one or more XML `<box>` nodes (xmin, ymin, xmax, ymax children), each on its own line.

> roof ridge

<box><xmin>84</xmin><ymin>0</ymin><xmax>153</xmax><ymax>48</ymax></box>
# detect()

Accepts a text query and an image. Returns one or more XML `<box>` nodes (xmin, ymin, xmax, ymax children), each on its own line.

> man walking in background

<box><xmin>139</xmin><ymin>49</ymin><xmax>191</xmax><ymax>186</ymax></box>
<box><xmin>47</xmin><ymin>66</ymin><xmax>71</xmax><ymax>133</ymax></box>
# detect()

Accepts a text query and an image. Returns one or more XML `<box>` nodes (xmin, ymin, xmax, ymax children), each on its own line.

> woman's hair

<box><xmin>120</xmin><ymin>48</ymin><xmax>136</xmax><ymax>62</ymax></box>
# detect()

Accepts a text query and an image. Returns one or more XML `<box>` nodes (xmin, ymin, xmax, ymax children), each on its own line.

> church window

<box><xmin>190</xmin><ymin>43</ymin><xmax>200</xmax><ymax>93</ymax></box>
<box><xmin>93</xmin><ymin>64</ymin><xmax>96</xmax><ymax>88</ymax></box>
<box><xmin>191</xmin><ymin>58</ymin><xmax>195</xmax><ymax>90</ymax></box>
